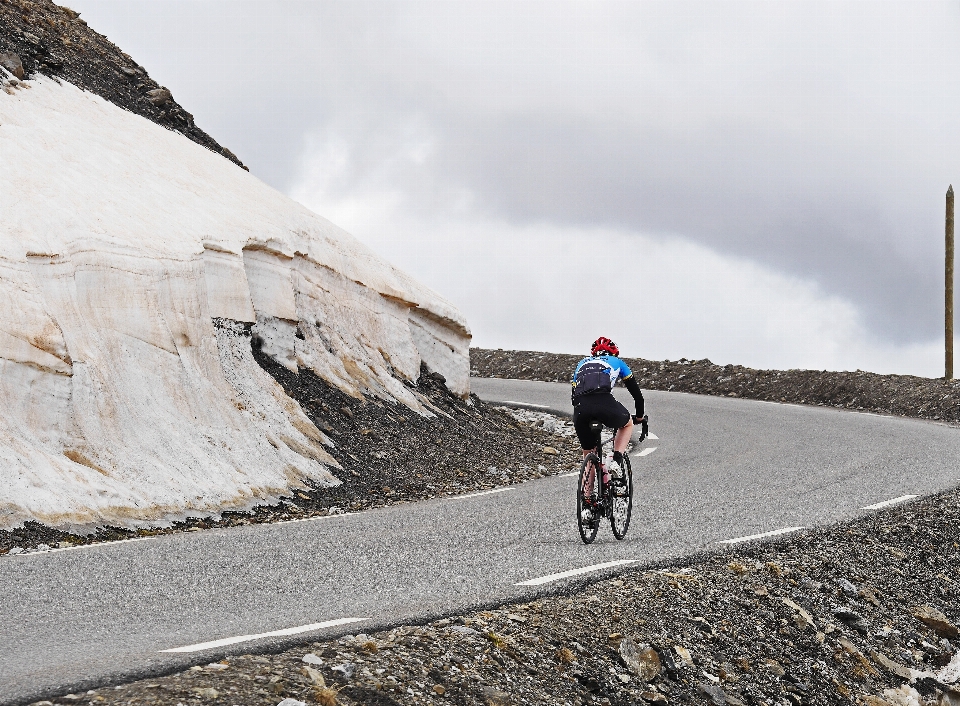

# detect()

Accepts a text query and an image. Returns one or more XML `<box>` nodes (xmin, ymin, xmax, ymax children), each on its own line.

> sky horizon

<box><xmin>69</xmin><ymin>0</ymin><xmax>960</xmax><ymax>376</ymax></box>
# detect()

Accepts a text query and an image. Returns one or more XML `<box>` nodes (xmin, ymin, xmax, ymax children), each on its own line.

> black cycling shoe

<box><xmin>580</xmin><ymin>507</ymin><xmax>597</xmax><ymax>526</ymax></box>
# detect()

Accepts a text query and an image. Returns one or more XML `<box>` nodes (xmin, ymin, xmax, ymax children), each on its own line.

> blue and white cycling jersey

<box><xmin>571</xmin><ymin>355</ymin><xmax>633</xmax><ymax>398</ymax></box>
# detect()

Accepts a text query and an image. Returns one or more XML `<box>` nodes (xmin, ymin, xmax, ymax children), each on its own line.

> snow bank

<box><xmin>0</xmin><ymin>74</ymin><xmax>470</xmax><ymax>530</ymax></box>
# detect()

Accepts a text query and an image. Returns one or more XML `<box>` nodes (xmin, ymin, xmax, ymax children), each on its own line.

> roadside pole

<box><xmin>947</xmin><ymin>185</ymin><xmax>954</xmax><ymax>380</ymax></box>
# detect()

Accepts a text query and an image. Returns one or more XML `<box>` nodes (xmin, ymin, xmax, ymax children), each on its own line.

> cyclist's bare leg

<box><xmin>581</xmin><ymin>446</ymin><xmax>597</xmax><ymax>502</ymax></box>
<box><xmin>613</xmin><ymin>419</ymin><xmax>634</xmax><ymax>454</ymax></box>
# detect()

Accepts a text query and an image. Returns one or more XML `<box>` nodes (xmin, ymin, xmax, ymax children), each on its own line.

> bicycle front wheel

<box><xmin>610</xmin><ymin>454</ymin><xmax>633</xmax><ymax>540</ymax></box>
<box><xmin>577</xmin><ymin>453</ymin><xmax>602</xmax><ymax>544</ymax></box>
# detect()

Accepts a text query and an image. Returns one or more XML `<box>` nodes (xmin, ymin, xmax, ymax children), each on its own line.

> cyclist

<box><xmin>571</xmin><ymin>337</ymin><xmax>646</xmax><ymax>507</ymax></box>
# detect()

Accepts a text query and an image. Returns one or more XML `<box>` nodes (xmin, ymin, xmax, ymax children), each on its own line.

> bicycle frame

<box><xmin>582</xmin><ymin>422</ymin><xmax>613</xmax><ymax>500</ymax></box>
<box><xmin>577</xmin><ymin>415</ymin><xmax>645</xmax><ymax>544</ymax></box>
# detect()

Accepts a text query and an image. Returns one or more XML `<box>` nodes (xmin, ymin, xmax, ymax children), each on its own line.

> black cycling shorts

<box><xmin>572</xmin><ymin>393</ymin><xmax>631</xmax><ymax>450</ymax></box>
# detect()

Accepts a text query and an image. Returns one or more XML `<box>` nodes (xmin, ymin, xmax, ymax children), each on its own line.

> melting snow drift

<box><xmin>0</xmin><ymin>74</ymin><xmax>470</xmax><ymax>531</ymax></box>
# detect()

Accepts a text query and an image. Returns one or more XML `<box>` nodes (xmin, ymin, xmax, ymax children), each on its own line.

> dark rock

<box><xmin>658</xmin><ymin>647</ymin><xmax>681</xmax><ymax>680</ymax></box>
<box><xmin>618</xmin><ymin>637</ymin><xmax>661</xmax><ymax>680</ymax></box>
<box><xmin>839</xmin><ymin>578</ymin><xmax>859</xmax><ymax>597</ymax></box>
<box><xmin>480</xmin><ymin>685</ymin><xmax>512</xmax><ymax>705</ymax></box>
<box><xmin>834</xmin><ymin>607</ymin><xmax>871</xmax><ymax>634</ymax></box>
<box><xmin>331</xmin><ymin>662</ymin><xmax>354</xmax><ymax>680</ymax></box>
<box><xmin>0</xmin><ymin>51</ymin><xmax>24</xmax><ymax>79</ymax></box>
<box><xmin>913</xmin><ymin>605</ymin><xmax>960</xmax><ymax>639</ymax></box>
<box><xmin>698</xmin><ymin>681</ymin><xmax>731</xmax><ymax>704</ymax></box>
<box><xmin>450</xmin><ymin>625</ymin><xmax>478</xmax><ymax>636</ymax></box>
<box><xmin>145</xmin><ymin>87</ymin><xmax>172</xmax><ymax>106</ymax></box>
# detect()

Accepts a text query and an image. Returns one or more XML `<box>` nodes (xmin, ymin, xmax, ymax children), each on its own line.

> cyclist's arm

<box><xmin>623</xmin><ymin>375</ymin><xmax>644</xmax><ymax>417</ymax></box>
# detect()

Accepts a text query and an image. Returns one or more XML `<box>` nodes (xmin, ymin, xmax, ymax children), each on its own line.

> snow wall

<box><xmin>0</xmin><ymin>74</ymin><xmax>471</xmax><ymax>531</ymax></box>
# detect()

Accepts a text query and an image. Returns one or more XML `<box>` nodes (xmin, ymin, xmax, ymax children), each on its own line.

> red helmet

<box><xmin>591</xmin><ymin>337</ymin><xmax>619</xmax><ymax>357</ymax></box>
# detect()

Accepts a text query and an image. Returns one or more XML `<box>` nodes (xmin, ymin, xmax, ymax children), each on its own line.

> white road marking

<box><xmin>861</xmin><ymin>495</ymin><xmax>918</xmax><ymax>510</ymax></box>
<box><xmin>501</xmin><ymin>400</ymin><xmax>550</xmax><ymax>408</ymax></box>
<box><xmin>515</xmin><ymin>559</ymin><xmax>640</xmax><ymax>586</ymax></box>
<box><xmin>275</xmin><ymin>513</ymin><xmax>355</xmax><ymax>525</ymax></box>
<box><xmin>455</xmin><ymin>487</ymin><xmax>515</xmax><ymax>500</ymax></box>
<box><xmin>647</xmin><ymin>433</ymin><xmax>659</xmax><ymax>440</ymax></box>
<box><xmin>161</xmin><ymin>617</ymin><xmax>369</xmax><ymax>653</ymax></box>
<box><xmin>718</xmin><ymin>527</ymin><xmax>804</xmax><ymax>545</ymax></box>
<box><xmin>562</xmin><ymin>447</ymin><xmax>656</xmax><ymax>474</ymax></box>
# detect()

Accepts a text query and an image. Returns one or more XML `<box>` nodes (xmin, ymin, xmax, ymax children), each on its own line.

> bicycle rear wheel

<box><xmin>610</xmin><ymin>453</ymin><xmax>633</xmax><ymax>540</ymax></box>
<box><xmin>577</xmin><ymin>453</ymin><xmax>602</xmax><ymax>544</ymax></box>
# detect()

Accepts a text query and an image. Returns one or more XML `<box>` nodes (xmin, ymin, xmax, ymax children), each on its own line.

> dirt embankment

<box><xmin>0</xmin><ymin>329</ymin><xmax>580</xmax><ymax>555</ymax></box>
<box><xmin>470</xmin><ymin>349</ymin><xmax>960</xmax><ymax>422</ymax></box>
<box><xmin>34</xmin><ymin>488</ymin><xmax>960</xmax><ymax>706</ymax></box>
<box><xmin>0</xmin><ymin>0</ymin><xmax>245</xmax><ymax>167</ymax></box>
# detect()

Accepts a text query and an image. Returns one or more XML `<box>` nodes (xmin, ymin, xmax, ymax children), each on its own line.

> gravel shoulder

<box><xmin>30</xmin><ymin>488</ymin><xmax>960</xmax><ymax>706</ymax></box>
<box><xmin>470</xmin><ymin>348</ymin><xmax>960</xmax><ymax>423</ymax></box>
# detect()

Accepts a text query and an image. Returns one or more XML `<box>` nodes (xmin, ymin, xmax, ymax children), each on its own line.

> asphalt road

<box><xmin>4</xmin><ymin>379</ymin><xmax>960</xmax><ymax>704</ymax></box>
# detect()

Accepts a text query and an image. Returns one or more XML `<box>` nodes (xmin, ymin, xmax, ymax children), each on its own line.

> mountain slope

<box><xmin>0</xmin><ymin>14</ymin><xmax>471</xmax><ymax>531</ymax></box>
<box><xmin>0</xmin><ymin>0</ymin><xmax>244</xmax><ymax>166</ymax></box>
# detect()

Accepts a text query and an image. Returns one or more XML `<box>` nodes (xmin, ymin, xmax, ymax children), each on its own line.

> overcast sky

<box><xmin>70</xmin><ymin>0</ymin><xmax>960</xmax><ymax>375</ymax></box>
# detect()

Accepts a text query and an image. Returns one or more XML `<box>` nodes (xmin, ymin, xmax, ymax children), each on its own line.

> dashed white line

<box><xmin>516</xmin><ymin>559</ymin><xmax>640</xmax><ymax>586</ymax></box>
<box><xmin>160</xmin><ymin>617</ymin><xmax>369</xmax><ymax>653</ymax></box>
<box><xmin>275</xmin><ymin>512</ymin><xmax>355</xmax><ymax>525</ymax></box>
<box><xmin>560</xmin><ymin>446</ymin><xmax>657</xmax><ymax>476</ymax></box>
<box><xmin>501</xmin><ymin>400</ymin><xmax>550</xmax><ymax>408</ymax></box>
<box><xmin>861</xmin><ymin>495</ymin><xmax>918</xmax><ymax>510</ymax></box>
<box><xmin>718</xmin><ymin>527</ymin><xmax>804</xmax><ymax>545</ymax></box>
<box><xmin>454</xmin><ymin>487</ymin><xmax>515</xmax><ymax>500</ymax></box>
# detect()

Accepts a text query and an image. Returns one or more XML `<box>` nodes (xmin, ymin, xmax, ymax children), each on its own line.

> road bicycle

<box><xmin>576</xmin><ymin>415</ymin><xmax>648</xmax><ymax>544</ymax></box>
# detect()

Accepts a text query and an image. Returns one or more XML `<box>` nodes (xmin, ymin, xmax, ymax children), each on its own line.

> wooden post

<box><xmin>947</xmin><ymin>185</ymin><xmax>954</xmax><ymax>380</ymax></box>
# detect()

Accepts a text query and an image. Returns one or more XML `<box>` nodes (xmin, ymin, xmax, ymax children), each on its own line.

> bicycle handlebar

<box><xmin>634</xmin><ymin>414</ymin><xmax>649</xmax><ymax>443</ymax></box>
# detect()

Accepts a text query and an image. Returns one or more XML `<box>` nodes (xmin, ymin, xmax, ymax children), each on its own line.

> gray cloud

<box><xmin>71</xmin><ymin>0</ymin><xmax>960</xmax><ymax>345</ymax></box>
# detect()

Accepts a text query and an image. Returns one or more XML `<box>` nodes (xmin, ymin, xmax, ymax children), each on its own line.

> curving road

<box><xmin>3</xmin><ymin>380</ymin><xmax>960</xmax><ymax>704</ymax></box>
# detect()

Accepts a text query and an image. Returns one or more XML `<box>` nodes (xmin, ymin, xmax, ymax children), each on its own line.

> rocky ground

<box><xmin>470</xmin><ymin>349</ymin><xmax>960</xmax><ymax>423</ymax></box>
<box><xmin>0</xmin><ymin>334</ymin><xmax>580</xmax><ymax>555</ymax></box>
<box><xmin>31</xmin><ymin>487</ymin><xmax>960</xmax><ymax>706</ymax></box>
<box><xmin>0</xmin><ymin>0</ymin><xmax>245</xmax><ymax>167</ymax></box>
